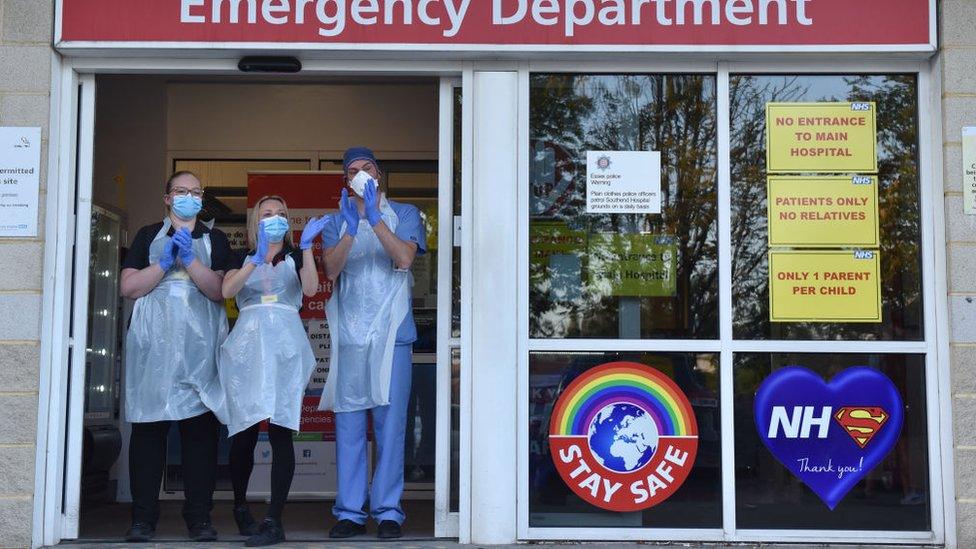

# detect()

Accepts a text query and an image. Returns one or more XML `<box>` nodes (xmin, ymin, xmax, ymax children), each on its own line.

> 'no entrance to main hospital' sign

<box><xmin>56</xmin><ymin>0</ymin><xmax>935</xmax><ymax>51</ymax></box>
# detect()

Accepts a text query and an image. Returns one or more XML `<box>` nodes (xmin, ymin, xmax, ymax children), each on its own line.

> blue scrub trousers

<box><xmin>333</xmin><ymin>344</ymin><xmax>413</xmax><ymax>525</ymax></box>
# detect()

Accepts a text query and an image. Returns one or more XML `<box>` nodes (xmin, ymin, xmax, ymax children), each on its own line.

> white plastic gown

<box><xmin>319</xmin><ymin>198</ymin><xmax>410</xmax><ymax>413</ymax></box>
<box><xmin>214</xmin><ymin>254</ymin><xmax>316</xmax><ymax>436</ymax></box>
<box><xmin>124</xmin><ymin>218</ymin><xmax>228</xmax><ymax>423</ymax></box>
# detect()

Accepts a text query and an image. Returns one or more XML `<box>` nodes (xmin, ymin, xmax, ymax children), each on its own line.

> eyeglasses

<box><xmin>171</xmin><ymin>187</ymin><xmax>205</xmax><ymax>198</ymax></box>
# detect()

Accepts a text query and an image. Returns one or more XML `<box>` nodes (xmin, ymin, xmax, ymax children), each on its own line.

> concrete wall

<box><xmin>943</xmin><ymin>2</ymin><xmax>976</xmax><ymax>546</ymax></box>
<box><xmin>0</xmin><ymin>1</ymin><xmax>52</xmax><ymax>547</ymax></box>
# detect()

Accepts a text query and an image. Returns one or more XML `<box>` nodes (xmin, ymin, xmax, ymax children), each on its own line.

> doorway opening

<box><xmin>73</xmin><ymin>73</ymin><xmax>461</xmax><ymax>542</ymax></box>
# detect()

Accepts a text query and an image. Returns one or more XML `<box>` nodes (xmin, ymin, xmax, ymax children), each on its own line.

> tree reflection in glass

<box><xmin>529</xmin><ymin>74</ymin><xmax>718</xmax><ymax>340</ymax></box>
<box><xmin>730</xmin><ymin>74</ymin><xmax>922</xmax><ymax>341</ymax></box>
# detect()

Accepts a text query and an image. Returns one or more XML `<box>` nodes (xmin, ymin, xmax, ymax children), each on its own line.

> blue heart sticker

<box><xmin>754</xmin><ymin>366</ymin><xmax>903</xmax><ymax>510</ymax></box>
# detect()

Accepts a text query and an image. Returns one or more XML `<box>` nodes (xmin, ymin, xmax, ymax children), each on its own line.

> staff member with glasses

<box><xmin>120</xmin><ymin>171</ymin><xmax>233</xmax><ymax>543</ymax></box>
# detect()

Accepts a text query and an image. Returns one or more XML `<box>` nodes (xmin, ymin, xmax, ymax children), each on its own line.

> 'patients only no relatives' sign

<box><xmin>57</xmin><ymin>0</ymin><xmax>935</xmax><ymax>51</ymax></box>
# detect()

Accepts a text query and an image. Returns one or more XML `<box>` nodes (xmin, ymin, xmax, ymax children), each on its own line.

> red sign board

<box><xmin>58</xmin><ymin>0</ymin><xmax>934</xmax><ymax>51</ymax></box>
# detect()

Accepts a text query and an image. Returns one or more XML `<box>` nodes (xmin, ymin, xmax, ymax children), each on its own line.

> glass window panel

<box><xmin>528</xmin><ymin>351</ymin><xmax>721</xmax><ymax>528</ymax></box>
<box><xmin>529</xmin><ymin>74</ymin><xmax>719</xmax><ymax>340</ymax></box>
<box><xmin>729</xmin><ymin>75</ymin><xmax>922</xmax><ymax>340</ymax></box>
<box><xmin>733</xmin><ymin>352</ymin><xmax>929</xmax><ymax>531</ymax></box>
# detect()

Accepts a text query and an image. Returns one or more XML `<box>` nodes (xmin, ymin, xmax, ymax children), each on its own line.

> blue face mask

<box><xmin>261</xmin><ymin>215</ymin><xmax>290</xmax><ymax>243</ymax></box>
<box><xmin>172</xmin><ymin>194</ymin><xmax>203</xmax><ymax>220</ymax></box>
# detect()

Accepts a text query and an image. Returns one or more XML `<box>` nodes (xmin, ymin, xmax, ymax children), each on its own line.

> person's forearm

<box><xmin>300</xmin><ymin>249</ymin><xmax>320</xmax><ymax>297</ymax></box>
<box><xmin>185</xmin><ymin>260</ymin><xmax>225</xmax><ymax>302</ymax></box>
<box><xmin>221</xmin><ymin>264</ymin><xmax>254</xmax><ymax>299</ymax></box>
<box><xmin>324</xmin><ymin>235</ymin><xmax>354</xmax><ymax>281</ymax></box>
<box><xmin>372</xmin><ymin>222</ymin><xmax>418</xmax><ymax>269</ymax></box>
<box><xmin>120</xmin><ymin>266</ymin><xmax>166</xmax><ymax>299</ymax></box>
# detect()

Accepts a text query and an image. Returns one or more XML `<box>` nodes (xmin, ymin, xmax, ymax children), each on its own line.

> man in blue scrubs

<box><xmin>318</xmin><ymin>147</ymin><xmax>426</xmax><ymax>539</ymax></box>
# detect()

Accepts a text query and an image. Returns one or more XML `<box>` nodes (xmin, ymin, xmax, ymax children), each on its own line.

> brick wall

<box><xmin>942</xmin><ymin>1</ymin><xmax>976</xmax><ymax>546</ymax></box>
<box><xmin>0</xmin><ymin>1</ymin><xmax>53</xmax><ymax>547</ymax></box>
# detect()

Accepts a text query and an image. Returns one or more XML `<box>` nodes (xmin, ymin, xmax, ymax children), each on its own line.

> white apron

<box><xmin>215</xmin><ymin>254</ymin><xmax>317</xmax><ymax>436</ymax></box>
<box><xmin>124</xmin><ymin>218</ymin><xmax>228</xmax><ymax>423</ymax></box>
<box><xmin>319</xmin><ymin>198</ymin><xmax>411</xmax><ymax>413</ymax></box>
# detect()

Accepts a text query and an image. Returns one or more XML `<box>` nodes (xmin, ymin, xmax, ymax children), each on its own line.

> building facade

<box><xmin>0</xmin><ymin>1</ymin><xmax>974</xmax><ymax>547</ymax></box>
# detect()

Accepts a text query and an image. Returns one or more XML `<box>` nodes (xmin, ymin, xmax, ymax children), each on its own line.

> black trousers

<box><xmin>229</xmin><ymin>422</ymin><xmax>296</xmax><ymax>520</ymax></box>
<box><xmin>128</xmin><ymin>411</ymin><xmax>219</xmax><ymax>527</ymax></box>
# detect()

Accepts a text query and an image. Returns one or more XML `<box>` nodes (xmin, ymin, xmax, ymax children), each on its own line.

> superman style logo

<box><xmin>834</xmin><ymin>407</ymin><xmax>889</xmax><ymax>449</ymax></box>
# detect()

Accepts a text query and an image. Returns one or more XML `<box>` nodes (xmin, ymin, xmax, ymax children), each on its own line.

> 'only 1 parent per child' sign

<box><xmin>586</xmin><ymin>151</ymin><xmax>661</xmax><ymax>215</ymax></box>
<box><xmin>765</xmin><ymin>102</ymin><xmax>878</xmax><ymax>174</ymax></box>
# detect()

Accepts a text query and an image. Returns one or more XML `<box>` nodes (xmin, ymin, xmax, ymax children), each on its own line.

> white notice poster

<box><xmin>0</xmin><ymin>127</ymin><xmax>42</xmax><ymax>237</ymax></box>
<box><xmin>586</xmin><ymin>151</ymin><xmax>661</xmax><ymax>215</ymax></box>
<box><xmin>964</xmin><ymin>127</ymin><xmax>976</xmax><ymax>215</ymax></box>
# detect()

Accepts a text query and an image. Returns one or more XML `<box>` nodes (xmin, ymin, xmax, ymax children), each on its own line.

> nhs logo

<box><xmin>766</xmin><ymin>406</ymin><xmax>832</xmax><ymax>439</ymax></box>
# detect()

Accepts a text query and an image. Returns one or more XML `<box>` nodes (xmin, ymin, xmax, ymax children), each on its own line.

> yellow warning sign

<box><xmin>766</xmin><ymin>102</ymin><xmax>878</xmax><ymax>174</ymax></box>
<box><xmin>769</xmin><ymin>250</ymin><xmax>882</xmax><ymax>323</ymax></box>
<box><xmin>767</xmin><ymin>175</ymin><xmax>880</xmax><ymax>248</ymax></box>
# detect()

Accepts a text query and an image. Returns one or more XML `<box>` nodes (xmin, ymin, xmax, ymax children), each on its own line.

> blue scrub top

<box><xmin>321</xmin><ymin>199</ymin><xmax>427</xmax><ymax>345</ymax></box>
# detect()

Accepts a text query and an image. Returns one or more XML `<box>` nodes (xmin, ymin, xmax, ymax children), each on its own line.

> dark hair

<box><xmin>165</xmin><ymin>170</ymin><xmax>200</xmax><ymax>194</ymax></box>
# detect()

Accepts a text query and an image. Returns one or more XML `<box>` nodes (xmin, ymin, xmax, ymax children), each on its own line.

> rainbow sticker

<box><xmin>548</xmin><ymin>361</ymin><xmax>699</xmax><ymax>512</ymax></box>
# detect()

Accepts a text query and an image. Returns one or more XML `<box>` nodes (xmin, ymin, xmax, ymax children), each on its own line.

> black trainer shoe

<box><xmin>245</xmin><ymin>517</ymin><xmax>286</xmax><ymax>547</ymax></box>
<box><xmin>328</xmin><ymin>519</ymin><xmax>366</xmax><ymax>539</ymax></box>
<box><xmin>188</xmin><ymin>520</ymin><xmax>218</xmax><ymax>542</ymax></box>
<box><xmin>234</xmin><ymin>504</ymin><xmax>258</xmax><ymax>536</ymax></box>
<box><xmin>124</xmin><ymin>522</ymin><xmax>156</xmax><ymax>542</ymax></box>
<box><xmin>377</xmin><ymin>520</ymin><xmax>402</xmax><ymax>539</ymax></box>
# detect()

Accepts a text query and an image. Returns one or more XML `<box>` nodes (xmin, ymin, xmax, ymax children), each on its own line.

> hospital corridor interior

<box><xmin>75</xmin><ymin>74</ymin><xmax>460</xmax><ymax>542</ymax></box>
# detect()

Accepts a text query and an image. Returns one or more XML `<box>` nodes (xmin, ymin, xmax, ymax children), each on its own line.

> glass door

<box><xmin>435</xmin><ymin>77</ymin><xmax>463</xmax><ymax>537</ymax></box>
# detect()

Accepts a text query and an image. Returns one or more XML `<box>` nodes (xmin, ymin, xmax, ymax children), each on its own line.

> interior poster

<box><xmin>768</xmin><ymin>250</ymin><xmax>882</xmax><ymax>323</ymax></box>
<box><xmin>766</xmin><ymin>176</ymin><xmax>880</xmax><ymax>248</ymax></box>
<box><xmin>247</xmin><ymin>171</ymin><xmax>346</xmax><ymax>495</ymax></box>
<box><xmin>766</xmin><ymin>103</ymin><xmax>878</xmax><ymax>174</ymax></box>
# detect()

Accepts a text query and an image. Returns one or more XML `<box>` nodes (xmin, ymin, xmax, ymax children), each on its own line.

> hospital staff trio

<box><xmin>118</xmin><ymin>146</ymin><xmax>426</xmax><ymax>547</ymax></box>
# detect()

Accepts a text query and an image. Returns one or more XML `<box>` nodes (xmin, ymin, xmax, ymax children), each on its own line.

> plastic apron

<box><xmin>319</xmin><ymin>198</ymin><xmax>411</xmax><ymax>413</ymax></box>
<box><xmin>124</xmin><ymin>218</ymin><xmax>228</xmax><ymax>423</ymax></box>
<box><xmin>216</xmin><ymin>255</ymin><xmax>316</xmax><ymax>436</ymax></box>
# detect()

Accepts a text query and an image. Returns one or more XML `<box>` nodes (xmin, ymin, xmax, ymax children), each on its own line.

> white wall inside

<box><xmin>94</xmin><ymin>76</ymin><xmax>439</xmax><ymax>241</ymax></box>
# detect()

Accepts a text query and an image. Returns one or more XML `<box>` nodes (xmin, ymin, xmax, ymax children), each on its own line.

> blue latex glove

<box><xmin>300</xmin><ymin>216</ymin><xmax>328</xmax><ymax>250</ymax></box>
<box><xmin>158</xmin><ymin>237</ymin><xmax>178</xmax><ymax>272</ymax></box>
<box><xmin>173</xmin><ymin>228</ymin><xmax>196</xmax><ymax>268</ymax></box>
<box><xmin>363</xmin><ymin>180</ymin><xmax>382</xmax><ymax>227</ymax></box>
<box><xmin>339</xmin><ymin>188</ymin><xmax>360</xmax><ymax>238</ymax></box>
<box><xmin>250</xmin><ymin>224</ymin><xmax>269</xmax><ymax>266</ymax></box>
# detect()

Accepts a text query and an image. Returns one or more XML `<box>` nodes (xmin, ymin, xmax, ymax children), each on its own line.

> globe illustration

<box><xmin>587</xmin><ymin>403</ymin><xmax>659</xmax><ymax>473</ymax></box>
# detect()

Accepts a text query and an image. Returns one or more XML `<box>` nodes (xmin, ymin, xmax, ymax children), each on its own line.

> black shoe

<box><xmin>234</xmin><ymin>505</ymin><xmax>258</xmax><ymax>536</ymax></box>
<box><xmin>187</xmin><ymin>520</ymin><xmax>218</xmax><ymax>542</ymax></box>
<box><xmin>328</xmin><ymin>519</ymin><xmax>366</xmax><ymax>538</ymax></box>
<box><xmin>124</xmin><ymin>522</ymin><xmax>155</xmax><ymax>542</ymax></box>
<box><xmin>377</xmin><ymin>520</ymin><xmax>402</xmax><ymax>539</ymax></box>
<box><xmin>245</xmin><ymin>517</ymin><xmax>286</xmax><ymax>547</ymax></box>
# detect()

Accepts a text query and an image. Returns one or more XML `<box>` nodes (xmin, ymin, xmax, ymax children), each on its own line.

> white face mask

<box><xmin>349</xmin><ymin>170</ymin><xmax>374</xmax><ymax>198</ymax></box>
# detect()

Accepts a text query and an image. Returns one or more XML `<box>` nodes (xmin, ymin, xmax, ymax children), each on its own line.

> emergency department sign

<box><xmin>548</xmin><ymin>362</ymin><xmax>698</xmax><ymax>512</ymax></box>
<box><xmin>57</xmin><ymin>0</ymin><xmax>936</xmax><ymax>52</ymax></box>
<box><xmin>754</xmin><ymin>366</ymin><xmax>903</xmax><ymax>510</ymax></box>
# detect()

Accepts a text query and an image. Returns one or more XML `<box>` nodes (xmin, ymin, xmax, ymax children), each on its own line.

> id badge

<box><xmin>262</xmin><ymin>294</ymin><xmax>279</xmax><ymax>305</ymax></box>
